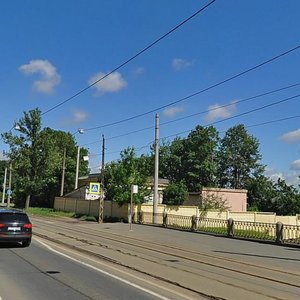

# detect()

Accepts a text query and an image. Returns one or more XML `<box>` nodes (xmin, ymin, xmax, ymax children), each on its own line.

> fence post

<box><xmin>191</xmin><ymin>215</ymin><xmax>197</xmax><ymax>231</ymax></box>
<box><xmin>227</xmin><ymin>218</ymin><xmax>234</xmax><ymax>237</ymax></box>
<box><xmin>163</xmin><ymin>212</ymin><xmax>168</xmax><ymax>227</ymax></box>
<box><xmin>276</xmin><ymin>222</ymin><xmax>283</xmax><ymax>244</ymax></box>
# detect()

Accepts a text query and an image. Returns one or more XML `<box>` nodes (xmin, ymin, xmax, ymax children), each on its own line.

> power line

<box><xmin>80</xmin><ymin>82</ymin><xmax>300</xmax><ymax>146</ymax></box>
<box><xmin>162</xmin><ymin>93</ymin><xmax>300</xmax><ymax>140</ymax></box>
<box><xmin>102</xmin><ymin>114</ymin><xmax>300</xmax><ymax>162</ymax></box>
<box><xmin>160</xmin><ymin>82</ymin><xmax>300</xmax><ymax>127</ymax></box>
<box><xmin>83</xmin><ymin>44</ymin><xmax>300</xmax><ymax>132</ymax></box>
<box><xmin>41</xmin><ymin>0</ymin><xmax>217</xmax><ymax>116</ymax></box>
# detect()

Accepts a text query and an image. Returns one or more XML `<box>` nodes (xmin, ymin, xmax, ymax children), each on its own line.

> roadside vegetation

<box><xmin>1</xmin><ymin>108</ymin><xmax>300</xmax><ymax>216</ymax></box>
<box><xmin>27</xmin><ymin>207</ymin><xmax>75</xmax><ymax>218</ymax></box>
<box><xmin>27</xmin><ymin>207</ymin><xmax>98</xmax><ymax>222</ymax></box>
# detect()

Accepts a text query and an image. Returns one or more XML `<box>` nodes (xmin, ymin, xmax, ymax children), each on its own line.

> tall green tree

<box><xmin>2</xmin><ymin>109</ymin><xmax>43</xmax><ymax>208</ymax></box>
<box><xmin>218</xmin><ymin>124</ymin><xmax>264</xmax><ymax>189</ymax></box>
<box><xmin>104</xmin><ymin>147</ymin><xmax>151</xmax><ymax>205</ymax></box>
<box><xmin>159</xmin><ymin>138</ymin><xmax>185</xmax><ymax>184</ymax></box>
<box><xmin>183</xmin><ymin>125</ymin><xmax>219</xmax><ymax>190</ymax></box>
<box><xmin>268</xmin><ymin>178</ymin><xmax>300</xmax><ymax>215</ymax></box>
<box><xmin>1</xmin><ymin>108</ymin><xmax>89</xmax><ymax>208</ymax></box>
<box><xmin>246</xmin><ymin>175</ymin><xmax>275</xmax><ymax>211</ymax></box>
<box><xmin>159</xmin><ymin>126</ymin><xmax>219</xmax><ymax>191</ymax></box>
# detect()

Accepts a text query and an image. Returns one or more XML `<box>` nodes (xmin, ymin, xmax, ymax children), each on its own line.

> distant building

<box><xmin>144</xmin><ymin>178</ymin><xmax>169</xmax><ymax>204</ymax></box>
<box><xmin>66</xmin><ymin>173</ymin><xmax>169</xmax><ymax>203</ymax></box>
<box><xmin>185</xmin><ymin>187</ymin><xmax>247</xmax><ymax>212</ymax></box>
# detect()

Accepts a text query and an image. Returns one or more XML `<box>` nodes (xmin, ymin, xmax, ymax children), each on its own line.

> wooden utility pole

<box><xmin>153</xmin><ymin>113</ymin><xmax>159</xmax><ymax>224</ymax></box>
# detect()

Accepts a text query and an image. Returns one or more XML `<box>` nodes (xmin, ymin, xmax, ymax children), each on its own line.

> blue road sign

<box><xmin>89</xmin><ymin>182</ymin><xmax>100</xmax><ymax>194</ymax></box>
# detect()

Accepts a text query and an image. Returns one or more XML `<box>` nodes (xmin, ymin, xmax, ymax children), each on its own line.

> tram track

<box><xmin>32</xmin><ymin>217</ymin><xmax>300</xmax><ymax>300</ymax></box>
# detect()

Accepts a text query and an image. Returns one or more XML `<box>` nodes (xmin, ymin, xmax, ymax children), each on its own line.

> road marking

<box><xmin>36</xmin><ymin>238</ymin><xmax>170</xmax><ymax>300</ymax></box>
<box><xmin>35</xmin><ymin>238</ymin><xmax>196</xmax><ymax>300</ymax></box>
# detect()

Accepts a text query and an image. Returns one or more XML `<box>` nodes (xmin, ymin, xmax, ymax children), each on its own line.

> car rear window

<box><xmin>0</xmin><ymin>213</ymin><xmax>30</xmax><ymax>223</ymax></box>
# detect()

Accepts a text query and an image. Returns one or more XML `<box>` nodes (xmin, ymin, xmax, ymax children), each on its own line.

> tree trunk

<box><xmin>25</xmin><ymin>194</ymin><xmax>31</xmax><ymax>210</ymax></box>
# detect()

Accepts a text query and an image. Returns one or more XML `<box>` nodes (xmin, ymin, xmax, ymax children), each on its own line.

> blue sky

<box><xmin>1</xmin><ymin>0</ymin><xmax>300</xmax><ymax>188</ymax></box>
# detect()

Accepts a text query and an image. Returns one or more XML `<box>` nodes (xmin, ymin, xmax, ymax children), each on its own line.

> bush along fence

<box><xmin>135</xmin><ymin>211</ymin><xmax>300</xmax><ymax>246</ymax></box>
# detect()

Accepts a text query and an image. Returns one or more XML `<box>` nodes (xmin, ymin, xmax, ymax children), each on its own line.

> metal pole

<box><xmin>2</xmin><ymin>167</ymin><xmax>7</xmax><ymax>205</ymax></box>
<box><xmin>130</xmin><ymin>188</ymin><xmax>133</xmax><ymax>231</ymax></box>
<box><xmin>153</xmin><ymin>113</ymin><xmax>159</xmax><ymax>224</ymax></box>
<box><xmin>7</xmin><ymin>163</ymin><xmax>12</xmax><ymax>207</ymax></box>
<box><xmin>98</xmin><ymin>135</ymin><xmax>105</xmax><ymax>223</ymax></box>
<box><xmin>75</xmin><ymin>146</ymin><xmax>80</xmax><ymax>189</ymax></box>
<box><xmin>60</xmin><ymin>148</ymin><xmax>66</xmax><ymax>196</ymax></box>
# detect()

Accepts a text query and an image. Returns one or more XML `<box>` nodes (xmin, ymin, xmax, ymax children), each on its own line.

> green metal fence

<box><xmin>137</xmin><ymin>211</ymin><xmax>300</xmax><ymax>246</ymax></box>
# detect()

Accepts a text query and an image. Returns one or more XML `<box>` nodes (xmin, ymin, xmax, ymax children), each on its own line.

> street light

<box><xmin>74</xmin><ymin>129</ymin><xmax>84</xmax><ymax>190</ymax></box>
<box><xmin>60</xmin><ymin>128</ymin><xmax>85</xmax><ymax>195</ymax></box>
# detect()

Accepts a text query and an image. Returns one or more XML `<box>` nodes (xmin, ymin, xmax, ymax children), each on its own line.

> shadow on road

<box><xmin>0</xmin><ymin>242</ymin><xmax>23</xmax><ymax>249</ymax></box>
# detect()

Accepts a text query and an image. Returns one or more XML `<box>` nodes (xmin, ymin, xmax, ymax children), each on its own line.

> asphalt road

<box><xmin>0</xmin><ymin>239</ymin><xmax>178</xmax><ymax>300</ymax></box>
<box><xmin>31</xmin><ymin>217</ymin><xmax>300</xmax><ymax>300</ymax></box>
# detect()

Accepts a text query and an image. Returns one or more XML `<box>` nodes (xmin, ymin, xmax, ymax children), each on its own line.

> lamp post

<box><xmin>75</xmin><ymin>146</ymin><xmax>81</xmax><ymax>189</ymax></box>
<box><xmin>73</xmin><ymin>129</ymin><xmax>84</xmax><ymax>190</ymax></box>
<box><xmin>60</xmin><ymin>148</ymin><xmax>66</xmax><ymax>196</ymax></box>
<box><xmin>7</xmin><ymin>163</ymin><xmax>12</xmax><ymax>207</ymax></box>
<box><xmin>1</xmin><ymin>167</ymin><xmax>7</xmax><ymax>205</ymax></box>
<box><xmin>60</xmin><ymin>128</ymin><xmax>85</xmax><ymax>195</ymax></box>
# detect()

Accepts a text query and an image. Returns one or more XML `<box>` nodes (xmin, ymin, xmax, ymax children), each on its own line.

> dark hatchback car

<box><xmin>0</xmin><ymin>209</ymin><xmax>32</xmax><ymax>247</ymax></box>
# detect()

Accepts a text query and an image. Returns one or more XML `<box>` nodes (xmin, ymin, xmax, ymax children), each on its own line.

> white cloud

<box><xmin>279</xmin><ymin>128</ymin><xmax>300</xmax><ymax>143</ymax></box>
<box><xmin>0</xmin><ymin>151</ymin><xmax>8</xmax><ymax>160</ymax></box>
<box><xmin>265</xmin><ymin>167</ymin><xmax>283</xmax><ymax>182</ymax></box>
<box><xmin>88</xmin><ymin>71</ymin><xmax>127</xmax><ymax>94</ymax></box>
<box><xmin>163</xmin><ymin>106</ymin><xmax>184</xmax><ymax>118</ymax></box>
<box><xmin>19</xmin><ymin>59</ymin><xmax>61</xmax><ymax>94</ymax></box>
<box><xmin>72</xmin><ymin>110</ymin><xmax>88</xmax><ymax>123</ymax></box>
<box><xmin>204</xmin><ymin>101</ymin><xmax>237</xmax><ymax>122</ymax></box>
<box><xmin>265</xmin><ymin>167</ymin><xmax>300</xmax><ymax>189</ymax></box>
<box><xmin>172</xmin><ymin>58</ymin><xmax>194</xmax><ymax>71</ymax></box>
<box><xmin>290</xmin><ymin>159</ymin><xmax>300</xmax><ymax>170</ymax></box>
<box><xmin>133</xmin><ymin>67</ymin><xmax>145</xmax><ymax>75</ymax></box>
<box><xmin>59</xmin><ymin>109</ymin><xmax>88</xmax><ymax>127</ymax></box>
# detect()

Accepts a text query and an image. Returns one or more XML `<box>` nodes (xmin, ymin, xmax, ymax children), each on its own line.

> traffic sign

<box><xmin>6</xmin><ymin>189</ymin><xmax>12</xmax><ymax>196</ymax></box>
<box><xmin>89</xmin><ymin>182</ymin><xmax>101</xmax><ymax>195</ymax></box>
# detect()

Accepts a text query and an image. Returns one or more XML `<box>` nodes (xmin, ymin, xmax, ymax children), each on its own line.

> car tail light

<box><xmin>23</xmin><ymin>223</ymin><xmax>32</xmax><ymax>229</ymax></box>
<box><xmin>0</xmin><ymin>223</ymin><xmax>5</xmax><ymax>228</ymax></box>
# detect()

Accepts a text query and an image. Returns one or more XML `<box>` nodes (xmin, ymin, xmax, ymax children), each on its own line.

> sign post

<box><xmin>88</xmin><ymin>182</ymin><xmax>102</xmax><ymax>222</ymax></box>
<box><xmin>130</xmin><ymin>185</ymin><xmax>138</xmax><ymax>231</ymax></box>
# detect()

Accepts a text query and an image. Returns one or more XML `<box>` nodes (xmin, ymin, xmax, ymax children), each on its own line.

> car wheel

<box><xmin>21</xmin><ymin>239</ymin><xmax>31</xmax><ymax>247</ymax></box>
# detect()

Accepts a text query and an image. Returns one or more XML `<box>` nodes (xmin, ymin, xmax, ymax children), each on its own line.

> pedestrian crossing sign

<box><xmin>89</xmin><ymin>182</ymin><xmax>101</xmax><ymax>194</ymax></box>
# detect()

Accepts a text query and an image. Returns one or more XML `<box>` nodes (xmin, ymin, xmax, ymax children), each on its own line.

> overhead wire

<box><xmin>83</xmin><ymin>44</ymin><xmax>300</xmax><ymax>132</ymax></box>
<box><xmin>79</xmin><ymin>82</ymin><xmax>300</xmax><ymax>146</ymax></box>
<box><xmin>41</xmin><ymin>0</ymin><xmax>217</xmax><ymax>116</ymax></box>
<box><xmin>161</xmin><ymin>93</ymin><xmax>300</xmax><ymax>140</ymax></box>
<box><xmin>102</xmin><ymin>113</ymin><xmax>300</xmax><ymax>163</ymax></box>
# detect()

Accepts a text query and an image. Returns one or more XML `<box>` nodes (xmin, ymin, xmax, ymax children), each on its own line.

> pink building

<box><xmin>187</xmin><ymin>187</ymin><xmax>247</xmax><ymax>212</ymax></box>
